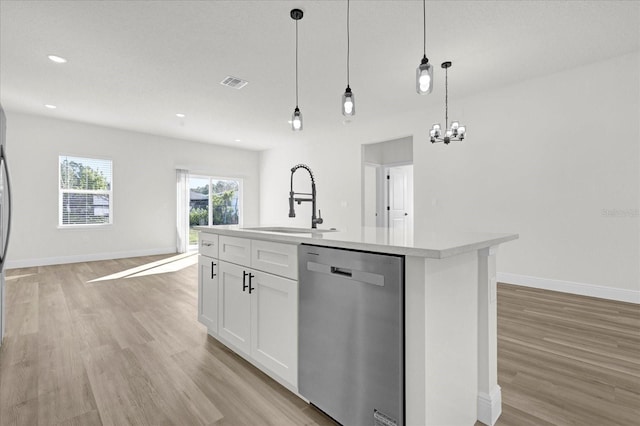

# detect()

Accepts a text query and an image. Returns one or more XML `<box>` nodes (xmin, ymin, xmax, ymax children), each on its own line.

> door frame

<box><xmin>187</xmin><ymin>175</ymin><xmax>244</xmax><ymax>250</ymax></box>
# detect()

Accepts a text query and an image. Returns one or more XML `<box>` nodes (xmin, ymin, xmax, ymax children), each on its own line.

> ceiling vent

<box><xmin>220</xmin><ymin>76</ymin><xmax>248</xmax><ymax>89</ymax></box>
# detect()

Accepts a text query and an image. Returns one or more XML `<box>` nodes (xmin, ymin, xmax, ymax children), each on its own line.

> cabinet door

<box><xmin>250</xmin><ymin>271</ymin><xmax>298</xmax><ymax>387</ymax></box>
<box><xmin>198</xmin><ymin>256</ymin><xmax>219</xmax><ymax>334</ymax></box>
<box><xmin>218</xmin><ymin>261</ymin><xmax>251</xmax><ymax>355</ymax></box>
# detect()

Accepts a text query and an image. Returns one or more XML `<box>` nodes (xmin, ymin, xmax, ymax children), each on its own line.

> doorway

<box><xmin>361</xmin><ymin>137</ymin><xmax>414</xmax><ymax>246</ymax></box>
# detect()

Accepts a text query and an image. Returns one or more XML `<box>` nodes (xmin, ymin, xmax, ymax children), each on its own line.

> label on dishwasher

<box><xmin>373</xmin><ymin>409</ymin><xmax>398</xmax><ymax>426</ymax></box>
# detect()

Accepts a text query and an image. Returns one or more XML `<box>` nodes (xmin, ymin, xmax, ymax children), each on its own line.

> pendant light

<box><xmin>430</xmin><ymin>61</ymin><xmax>466</xmax><ymax>144</ymax></box>
<box><xmin>291</xmin><ymin>9</ymin><xmax>303</xmax><ymax>131</ymax></box>
<box><xmin>416</xmin><ymin>0</ymin><xmax>433</xmax><ymax>94</ymax></box>
<box><xmin>341</xmin><ymin>0</ymin><xmax>355</xmax><ymax>117</ymax></box>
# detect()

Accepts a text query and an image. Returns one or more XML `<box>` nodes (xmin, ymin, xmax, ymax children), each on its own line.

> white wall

<box><xmin>5</xmin><ymin>112</ymin><xmax>260</xmax><ymax>267</ymax></box>
<box><xmin>363</xmin><ymin>136</ymin><xmax>413</xmax><ymax>165</ymax></box>
<box><xmin>260</xmin><ymin>52</ymin><xmax>640</xmax><ymax>302</ymax></box>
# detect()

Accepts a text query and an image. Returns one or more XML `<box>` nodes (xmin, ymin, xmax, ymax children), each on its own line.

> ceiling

<box><xmin>1</xmin><ymin>0</ymin><xmax>638</xmax><ymax>151</ymax></box>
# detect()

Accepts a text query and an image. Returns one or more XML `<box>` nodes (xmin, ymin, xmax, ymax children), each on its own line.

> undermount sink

<box><xmin>242</xmin><ymin>226</ymin><xmax>338</xmax><ymax>234</ymax></box>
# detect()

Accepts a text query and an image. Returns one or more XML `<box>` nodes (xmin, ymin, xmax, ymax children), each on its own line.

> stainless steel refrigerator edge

<box><xmin>0</xmin><ymin>104</ymin><xmax>13</xmax><ymax>347</ymax></box>
<box><xmin>298</xmin><ymin>244</ymin><xmax>404</xmax><ymax>426</ymax></box>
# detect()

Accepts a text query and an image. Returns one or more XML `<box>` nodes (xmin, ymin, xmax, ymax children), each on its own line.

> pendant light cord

<box><xmin>445</xmin><ymin>67</ymin><xmax>449</xmax><ymax>128</ymax></box>
<box><xmin>295</xmin><ymin>19</ymin><xmax>299</xmax><ymax>107</ymax></box>
<box><xmin>422</xmin><ymin>0</ymin><xmax>426</xmax><ymax>56</ymax></box>
<box><xmin>346</xmin><ymin>0</ymin><xmax>350</xmax><ymax>87</ymax></box>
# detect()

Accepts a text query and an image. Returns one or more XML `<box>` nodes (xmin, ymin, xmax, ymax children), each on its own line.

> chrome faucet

<box><xmin>289</xmin><ymin>164</ymin><xmax>323</xmax><ymax>228</ymax></box>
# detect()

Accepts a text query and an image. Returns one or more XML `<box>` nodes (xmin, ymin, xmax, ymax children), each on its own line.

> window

<box><xmin>188</xmin><ymin>176</ymin><xmax>241</xmax><ymax>246</ymax></box>
<box><xmin>59</xmin><ymin>155</ymin><xmax>113</xmax><ymax>226</ymax></box>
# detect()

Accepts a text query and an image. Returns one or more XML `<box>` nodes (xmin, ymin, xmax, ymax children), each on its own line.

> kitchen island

<box><xmin>196</xmin><ymin>225</ymin><xmax>518</xmax><ymax>426</ymax></box>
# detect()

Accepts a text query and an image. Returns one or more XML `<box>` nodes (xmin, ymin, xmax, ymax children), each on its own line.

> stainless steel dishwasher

<box><xmin>298</xmin><ymin>244</ymin><xmax>404</xmax><ymax>426</ymax></box>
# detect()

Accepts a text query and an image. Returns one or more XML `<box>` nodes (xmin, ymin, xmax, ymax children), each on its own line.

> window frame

<box><xmin>188</xmin><ymin>175</ymin><xmax>243</xmax><ymax>248</ymax></box>
<box><xmin>58</xmin><ymin>154</ymin><xmax>114</xmax><ymax>228</ymax></box>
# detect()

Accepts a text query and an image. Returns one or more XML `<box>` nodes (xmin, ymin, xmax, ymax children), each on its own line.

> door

<box><xmin>386</xmin><ymin>165</ymin><xmax>413</xmax><ymax>246</ymax></box>
<box><xmin>218</xmin><ymin>261</ymin><xmax>251</xmax><ymax>354</ymax></box>
<box><xmin>198</xmin><ymin>255</ymin><xmax>219</xmax><ymax>333</ymax></box>
<box><xmin>250</xmin><ymin>271</ymin><xmax>298</xmax><ymax>386</ymax></box>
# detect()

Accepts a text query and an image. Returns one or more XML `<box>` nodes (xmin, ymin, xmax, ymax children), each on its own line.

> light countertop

<box><xmin>195</xmin><ymin>225</ymin><xmax>518</xmax><ymax>259</ymax></box>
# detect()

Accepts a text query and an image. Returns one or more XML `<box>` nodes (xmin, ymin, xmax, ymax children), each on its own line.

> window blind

<box><xmin>59</xmin><ymin>155</ymin><xmax>113</xmax><ymax>226</ymax></box>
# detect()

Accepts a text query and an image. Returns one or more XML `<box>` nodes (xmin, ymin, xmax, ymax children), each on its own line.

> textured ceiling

<box><xmin>1</xmin><ymin>0</ymin><xmax>638</xmax><ymax>150</ymax></box>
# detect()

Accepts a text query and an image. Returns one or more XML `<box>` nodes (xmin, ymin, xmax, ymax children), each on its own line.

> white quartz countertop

<box><xmin>195</xmin><ymin>225</ymin><xmax>518</xmax><ymax>259</ymax></box>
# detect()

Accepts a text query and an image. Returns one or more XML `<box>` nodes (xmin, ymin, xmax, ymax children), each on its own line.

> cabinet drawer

<box><xmin>199</xmin><ymin>233</ymin><xmax>219</xmax><ymax>258</ymax></box>
<box><xmin>251</xmin><ymin>240</ymin><xmax>298</xmax><ymax>280</ymax></box>
<box><xmin>219</xmin><ymin>236</ymin><xmax>251</xmax><ymax>265</ymax></box>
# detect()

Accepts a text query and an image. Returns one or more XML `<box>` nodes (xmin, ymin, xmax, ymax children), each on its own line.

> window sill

<box><xmin>57</xmin><ymin>224</ymin><xmax>113</xmax><ymax>230</ymax></box>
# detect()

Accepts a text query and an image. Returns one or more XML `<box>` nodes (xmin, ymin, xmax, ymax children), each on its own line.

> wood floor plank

<box><xmin>0</xmin><ymin>398</ymin><xmax>39</xmax><ymax>426</ymax></box>
<box><xmin>37</xmin><ymin>370</ymin><xmax>98</xmax><ymax>426</ymax></box>
<box><xmin>126</xmin><ymin>340</ymin><xmax>224</xmax><ymax>425</ymax></box>
<box><xmin>52</xmin><ymin>410</ymin><xmax>102</xmax><ymax>426</ymax></box>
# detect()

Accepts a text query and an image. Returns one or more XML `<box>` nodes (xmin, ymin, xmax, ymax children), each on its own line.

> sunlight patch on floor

<box><xmin>87</xmin><ymin>253</ymin><xmax>197</xmax><ymax>283</ymax></box>
<box><xmin>127</xmin><ymin>254</ymin><xmax>198</xmax><ymax>278</ymax></box>
<box><xmin>6</xmin><ymin>273</ymin><xmax>36</xmax><ymax>281</ymax></box>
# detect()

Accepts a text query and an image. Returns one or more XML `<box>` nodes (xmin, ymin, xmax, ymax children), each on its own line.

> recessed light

<box><xmin>44</xmin><ymin>104</ymin><xmax>57</xmax><ymax>109</ymax></box>
<box><xmin>176</xmin><ymin>113</ymin><xmax>186</xmax><ymax>118</ymax></box>
<box><xmin>234</xmin><ymin>139</ymin><xmax>241</xmax><ymax>142</ymax></box>
<box><xmin>47</xmin><ymin>55</ymin><xmax>67</xmax><ymax>64</ymax></box>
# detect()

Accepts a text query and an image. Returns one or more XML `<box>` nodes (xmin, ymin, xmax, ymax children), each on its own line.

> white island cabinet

<box><xmin>196</xmin><ymin>225</ymin><xmax>518</xmax><ymax>426</ymax></box>
<box><xmin>198</xmin><ymin>233</ymin><xmax>299</xmax><ymax>390</ymax></box>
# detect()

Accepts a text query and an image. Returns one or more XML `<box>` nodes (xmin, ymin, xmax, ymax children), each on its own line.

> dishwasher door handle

<box><xmin>330</xmin><ymin>266</ymin><xmax>352</xmax><ymax>277</ymax></box>
<box><xmin>306</xmin><ymin>261</ymin><xmax>385</xmax><ymax>287</ymax></box>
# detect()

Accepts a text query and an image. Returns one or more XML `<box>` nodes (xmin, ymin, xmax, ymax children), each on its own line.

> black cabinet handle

<box><xmin>242</xmin><ymin>271</ymin><xmax>249</xmax><ymax>292</ymax></box>
<box><xmin>211</xmin><ymin>262</ymin><xmax>217</xmax><ymax>278</ymax></box>
<box><xmin>248</xmin><ymin>273</ymin><xmax>255</xmax><ymax>294</ymax></box>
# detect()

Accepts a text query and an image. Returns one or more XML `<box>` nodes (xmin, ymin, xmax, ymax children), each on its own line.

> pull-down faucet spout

<box><xmin>289</xmin><ymin>164</ymin><xmax>323</xmax><ymax>228</ymax></box>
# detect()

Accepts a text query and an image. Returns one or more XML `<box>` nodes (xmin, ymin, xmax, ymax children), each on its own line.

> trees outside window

<box><xmin>188</xmin><ymin>176</ymin><xmax>241</xmax><ymax>245</ymax></box>
<box><xmin>59</xmin><ymin>156</ymin><xmax>112</xmax><ymax>226</ymax></box>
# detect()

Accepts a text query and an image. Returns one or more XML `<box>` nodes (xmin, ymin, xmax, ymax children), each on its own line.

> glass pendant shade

<box><xmin>416</xmin><ymin>57</ymin><xmax>433</xmax><ymax>94</ymax></box>
<box><xmin>292</xmin><ymin>107</ymin><xmax>302</xmax><ymax>131</ymax></box>
<box><xmin>342</xmin><ymin>87</ymin><xmax>355</xmax><ymax>117</ymax></box>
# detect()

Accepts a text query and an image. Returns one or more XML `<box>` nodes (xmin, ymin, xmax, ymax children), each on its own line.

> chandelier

<box><xmin>430</xmin><ymin>61</ymin><xmax>466</xmax><ymax>144</ymax></box>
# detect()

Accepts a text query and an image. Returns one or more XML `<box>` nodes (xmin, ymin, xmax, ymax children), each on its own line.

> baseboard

<box><xmin>497</xmin><ymin>272</ymin><xmax>640</xmax><ymax>304</ymax></box>
<box><xmin>477</xmin><ymin>386</ymin><xmax>502</xmax><ymax>426</ymax></box>
<box><xmin>5</xmin><ymin>247</ymin><xmax>176</xmax><ymax>269</ymax></box>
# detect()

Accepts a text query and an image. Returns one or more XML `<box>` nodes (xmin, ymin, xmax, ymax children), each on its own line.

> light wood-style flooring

<box><xmin>493</xmin><ymin>284</ymin><xmax>639</xmax><ymax>426</ymax></box>
<box><xmin>0</xmin><ymin>254</ymin><xmax>334</xmax><ymax>426</ymax></box>
<box><xmin>0</xmin><ymin>254</ymin><xmax>638</xmax><ymax>425</ymax></box>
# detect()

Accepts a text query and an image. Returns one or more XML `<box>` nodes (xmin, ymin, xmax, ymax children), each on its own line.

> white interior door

<box><xmin>386</xmin><ymin>165</ymin><xmax>413</xmax><ymax>246</ymax></box>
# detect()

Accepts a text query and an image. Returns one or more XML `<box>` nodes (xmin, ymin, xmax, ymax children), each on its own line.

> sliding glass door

<box><xmin>188</xmin><ymin>176</ymin><xmax>242</xmax><ymax>248</ymax></box>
